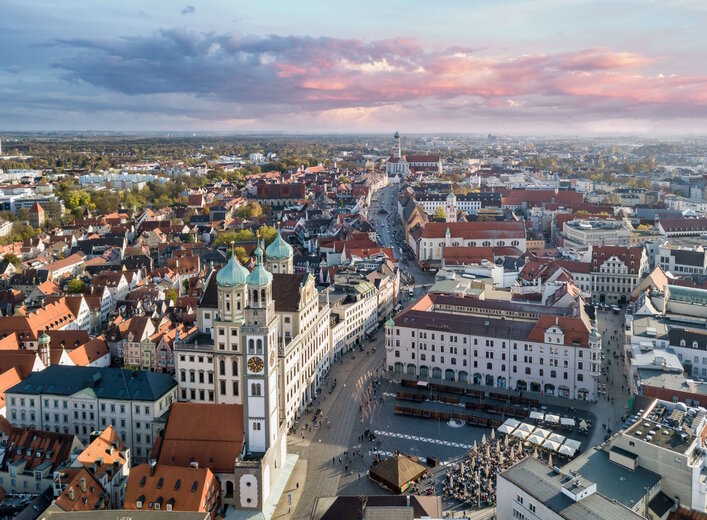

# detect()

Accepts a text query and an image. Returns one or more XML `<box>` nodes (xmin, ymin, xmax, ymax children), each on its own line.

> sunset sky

<box><xmin>2</xmin><ymin>0</ymin><xmax>706</xmax><ymax>134</ymax></box>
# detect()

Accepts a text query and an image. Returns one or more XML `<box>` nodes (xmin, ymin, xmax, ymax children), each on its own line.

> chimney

<box><xmin>80</xmin><ymin>477</ymin><xmax>86</xmax><ymax>492</ymax></box>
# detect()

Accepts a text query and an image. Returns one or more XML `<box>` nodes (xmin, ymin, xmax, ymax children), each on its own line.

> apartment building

<box><xmin>5</xmin><ymin>365</ymin><xmax>178</xmax><ymax>462</ymax></box>
<box><xmin>386</xmin><ymin>293</ymin><xmax>601</xmax><ymax>400</ymax></box>
<box><xmin>0</xmin><ymin>427</ymin><xmax>83</xmax><ymax>496</ymax></box>
<box><xmin>590</xmin><ymin>245</ymin><xmax>648</xmax><ymax>305</ymax></box>
<box><xmin>562</xmin><ymin>219</ymin><xmax>632</xmax><ymax>248</ymax></box>
<box><xmin>330</xmin><ymin>275</ymin><xmax>378</xmax><ymax>349</ymax></box>
<box><xmin>658</xmin><ymin>241</ymin><xmax>707</xmax><ymax>275</ymax></box>
<box><xmin>418</xmin><ymin>221</ymin><xmax>527</xmax><ymax>265</ymax></box>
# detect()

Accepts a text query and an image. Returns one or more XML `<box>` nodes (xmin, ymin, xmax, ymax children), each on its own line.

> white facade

<box><xmin>420</xmin><ymin>229</ymin><xmax>526</xmax><ymax>261</ymax></box>
<box><xmin>6</xmin><ymin>384</ymin><xmax>176</xmax><ymax>462</ymax></box>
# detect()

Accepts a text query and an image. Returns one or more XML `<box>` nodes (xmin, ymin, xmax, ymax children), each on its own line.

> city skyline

<box><xmin>1</xmin><ymin>0</ymin><xmax>707</xmax><ymax>134</ymax></box>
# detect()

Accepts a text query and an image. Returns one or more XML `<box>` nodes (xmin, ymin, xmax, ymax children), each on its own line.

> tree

<box><xmin>64</xmin><ymin>190</ymin><xmax>91</xmax><ymax>210</ymax></box>
<box><xmin>338</xmin><ymin>175</ymin><xmax>351</xmax><ymax>184</ymax></box>
<box><xmin>165</xmin><ymin>288</ymin><xmax>178</xmax><ymax>304</ymax></box>
<box><xmin>213</xmin><ymin>229</ymin><xmax>255</xmax><ymax>248</ymax></box>
<box><xmin>234</xmin><ymin>246</ymin><xmax>249</xmax><ymax>265</ymax></box>
<box><xmin>433</xmin><ymin>206</ymin><xmax>446</xmax><ymax>220</ymax></box>
<box><xmin>235</xmin><ymin>202</ymin><xmax>263</xmax><ymax>219</ymax></box>
<box><xmin>258</xmin><ymin>225</ymin><xmax>278</xmax><ymax>245</ymax></box>
<box><xmin>66</xmin><ymin>278</ymin><xmax>86</xmax><ymax>294</ymax></box>
<box><xmin>3</xmin><ymin>253</ymin><xmax>20</xmax><ymax>267</ymax></box>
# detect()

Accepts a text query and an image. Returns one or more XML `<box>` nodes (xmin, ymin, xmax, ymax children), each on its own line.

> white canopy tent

<box><xmin>529</xmin><ymin>411</ymin><xmax>544</xmax><ymax>421</ymax></box>
<box><xmin>545</xmin><ymin>414</ymin><xmax>560</xmax><ymax>424</ymax></box>
<box><xmin>512</xmin><ymin>428</ymin><xmax>531</xmax><ymax>440</ymax></box>
<box><xmin>542</xmin><ymin>439</ymin><xmax>562</xmax><ymax>452</ymax></box>
<box><xmin>527</xmin><ymin>432</ymin><xmax>547</xmax><ymax>446</ymax></box>
<box><xmin>547</xmin><ymin>432</ymin><xmax>566</xmax><ymax>444</ymax></box>
<box><xmin>560</xmin><ymin>417</ymin><xmax>576</xmax><ymax>427</ymax></box>
<box><xmin>558</xmin><ymin>444</ymin><xmax>577</xmax><ymax>456</ymax></box>
<box><xmin>517</xmin><ymin>423</ymin><xmax>535</xmax><ymax>434</ymax></box>
<box><xmin>564</xmin><ymin>439</ymin><xmax>582</xmax><ymax>451</ymax></box>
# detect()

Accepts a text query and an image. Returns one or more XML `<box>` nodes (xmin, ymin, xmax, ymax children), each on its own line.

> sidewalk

<box><xmin>271</xmin><ymin>459</ymin><xmax>308</xmax><ymax>519</ymax></box>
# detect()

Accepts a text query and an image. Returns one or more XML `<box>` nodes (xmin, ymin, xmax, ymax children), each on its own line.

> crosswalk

<box><xmin>373</xmin><ymin>430</ymin><xmax>474</xmax><ymax>449</ymax></box>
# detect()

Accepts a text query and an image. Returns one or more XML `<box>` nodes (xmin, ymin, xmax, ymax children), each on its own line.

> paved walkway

<box><xmin>277</xmin><ymin>331</ymin><xmax>387</xmax><ymax>519</ymax></box>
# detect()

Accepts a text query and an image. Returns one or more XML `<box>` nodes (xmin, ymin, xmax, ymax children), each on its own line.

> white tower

<box><xmin>394</xmin><ymin>130</ymin><xmax>401</xmax><ymax>158</ymax></box>
<box><xmin>214</xmin><ymin>244</ymin><xmax>250</xmax><ymax>404</ymax></box>
<box><xmin>445</xmin><ymin>192</ymin><xmax>457</xmax><ymax>223</ymax></box>
<box><xmin>242</xmin><ymin>236</ymin><xmax>280</xmax><ymax>454</ymax></box>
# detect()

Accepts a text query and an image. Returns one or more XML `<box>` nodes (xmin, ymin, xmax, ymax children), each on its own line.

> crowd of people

<box><xmin>441</xmin><ymin>430</ymin><xmax>543</xmax><ymax>508</ymax></box>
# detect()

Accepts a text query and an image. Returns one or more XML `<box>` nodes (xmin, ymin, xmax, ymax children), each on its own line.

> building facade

<box><xmin>5</xmin><ymin>365</ymin><xmax>178</xmax><ymax>462</ymax></box>
<box><xmin>386</xmin><ymin>294</ymin><xmax>601</xmax><ymax>400</ymax></box>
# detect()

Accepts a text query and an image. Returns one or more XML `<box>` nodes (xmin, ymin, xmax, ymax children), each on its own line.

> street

<box><xmin>282</xmin><ymin>329</ymin><xmax>387</xmax><ymax>519</ymax></box>
<box><xmin>371</xmin><ymin>183</ymin><xmax>436</xmax><ymax>296</ymax></box>
<box><xmin>591</xmin><ymin>309</ymin><xmax>630</xmax><ymax>443</ymax></box>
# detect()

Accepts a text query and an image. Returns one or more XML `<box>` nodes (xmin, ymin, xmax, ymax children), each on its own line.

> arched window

<box><xmin>261</xmin><ymin>289</ymin><xmax>266</xmax><ymax>302</ymax></box>
<box><xmin>253</xmin><ymin>291</ymin><xmax>258</xmax><ymax>303</ymax></box>
<box><xmin>219</xmin><ymin>359</ymin><xmax>225</xmax><ymax>376</ymax></box>
<box><xmin>693</xmin><ymin>341</ymin><xmax>699</xmax><ymax>349</ymax></box>
<box><xmin>248</xmin><ymin>339</ymin><xmax>254</xmax><ymax>353</ymax></box>
<box><xmin>232</xmin><ymin>360</ymin><xmax>238</xmax><ymax>376</ymax></box>
<box><xmin>256</xmin><ymin>339</ymin><xmax>263</xmax><ymax>354</ymax></box>
<box><xmin>251</xmin><ymin>383</ymin><xmax>261</xmax><ymax>396</ymax></box>
<box><xmin>681</xmin><ymin>340</ymin><xmax>686</xmax><ymax>347</ymax></box>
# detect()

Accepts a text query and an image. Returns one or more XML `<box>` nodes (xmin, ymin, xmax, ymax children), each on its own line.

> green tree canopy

<box><xmin>66</xmin><ymin>278</ymin><xmax>86</xmax><ymax>294</ymax></box>
<box><xmin>234</xmin><ymin>246</ymin><xmax>249</xmax><ymax>265</ymax></box>
<box><xmin>3</xmin><ymin>253</ymin><xmax>20</xmax><ymax>267</ymax></box>
<box><xmin>235</xmin><ymin>202</ymin><xmax>263</xmax><ymax>219</ymax></box>
<box><xmin>433</xmin><ymin>206</ymin><xmax>446</xmax><ymax>220</ymax></box>
<box><xmin>258</xmin><ymin>225</ymin><xmax>278</xmax><ymax>245</ymax></box>
<box><xmin>165</xmin><ymin>288</ymin><xmax>178</xmax><ymax>304</ymax></box>
<box><xmin>213</xmin><ymin>229</ymin><xmax>255</xmax><ymax>248</ymax></box>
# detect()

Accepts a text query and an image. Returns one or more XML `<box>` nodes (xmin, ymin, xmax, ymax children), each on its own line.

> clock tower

<box><xmin>242</xmin><ymin>236</ymin><xmax>281</xmax><ymax>455</ymax></box>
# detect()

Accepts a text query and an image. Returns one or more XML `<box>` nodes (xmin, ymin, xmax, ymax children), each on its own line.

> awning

<box><xmin>527</xmin><ymin>433</ymin><xmax>546</xmax><ymax>446</ymax></box>
<box><xmin>547</xmin><ymin>432</ymin><xmax>566</xmax><ymax>444</ymax></box>
<box><xmin>517</xmin><ymin>423</ymin><xmax>535</xmax><ymax>434</ymax></box>
<box><xmin>499</xmin><ymin>418</ymin><xmax>520</xmax><ymax>435</ymax></box>
<box><xmin>417</xmin><ymin>381</ymin><xmax>429</xmax><ymax>388</ymax></box>
<box><xmin>529</xmin><ymin>411</ymin><xmax>544</xmax><ymax>421</ymax></box>
<box><xmin>563</xmin><ymin>439</ymin><xmax>581</xmax><ymax>451</ymax></box>
<box><xmin>542</xmin><ymin>439</ymin><xmax>561</xmax><ymax>452</ymax></box>
<box><xmin>366</xmin><ymin>325</ymin><xmax>377</xmax><ymax>335</ymax></box>
<box><xmin>512</xmin><ymin>429</ymin><xmax>531</xmax><ymax>440</ymax></box>
<box><xmin>558</xmin><ymin>444</ymin><xmax>577</xmax><ymax>456</ymax></box>
<box><xmin>560</xmin><ymin>417</ymin><xmax>576</xmax><ymax>427</ymax></box>
<box><xmin>545</xmin><ymin>414</ymin><xmax>560</xmax><ymax>424</ymax></box>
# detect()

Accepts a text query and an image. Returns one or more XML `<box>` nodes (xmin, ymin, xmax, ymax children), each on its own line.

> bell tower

<box><xmin>213</xmin><ymin>244</ymin><xmax>250</xmax><ymax>405</ymax></box>
<box><xmin>242</xmin><ymin>236</ymin><xmax>281</xmax><ymax>454</ymax></box>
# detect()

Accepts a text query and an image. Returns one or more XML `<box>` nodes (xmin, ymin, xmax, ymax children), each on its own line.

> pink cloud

<box><xmin>54</xmin><ymin>31</ymin><xmax>707</xmax><ymax>123</ymax></box>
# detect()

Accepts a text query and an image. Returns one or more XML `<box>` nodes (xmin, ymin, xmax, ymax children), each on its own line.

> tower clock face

<box><xmin>247</xmin><ymin>356</ymin><xmax>264</xmax><ymax>373</ymax></box>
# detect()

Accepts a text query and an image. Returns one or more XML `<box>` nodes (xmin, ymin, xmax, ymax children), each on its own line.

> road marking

<box><xmin>373</xmin><ymin>430</ymin><xmax>475</xmax><ymax>449</ymax></box>
<box><xmin>373</xmin><ymin>449</ymin><xmax>455</xmax><ymax>467</ymax></box>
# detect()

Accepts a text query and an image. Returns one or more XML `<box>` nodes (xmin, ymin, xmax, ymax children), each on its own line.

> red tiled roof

<box><xmin>125</xmin><ymin>464</ymin><xmax>220</xmax><ymax>514</ymax></box>
<box><xmin>422</xmin><ymin>221</ymin><xmax>526</xmax><ymax>240</ymax></box>
<box><xmin>527</xmin><ymin>316</ymin><xmax>591</xmax><ymax>347</ymax></box>
<box><xmin>154</xmin><ymin>402</ymin><xmax>244</xmax><ymax>473</ymax></box>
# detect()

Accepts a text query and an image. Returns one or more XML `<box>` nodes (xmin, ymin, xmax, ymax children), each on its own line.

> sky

<box><xmin>1</xmin><ymin>0</ymin><xmax>706</xmax><ymax>135</ymax></box>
